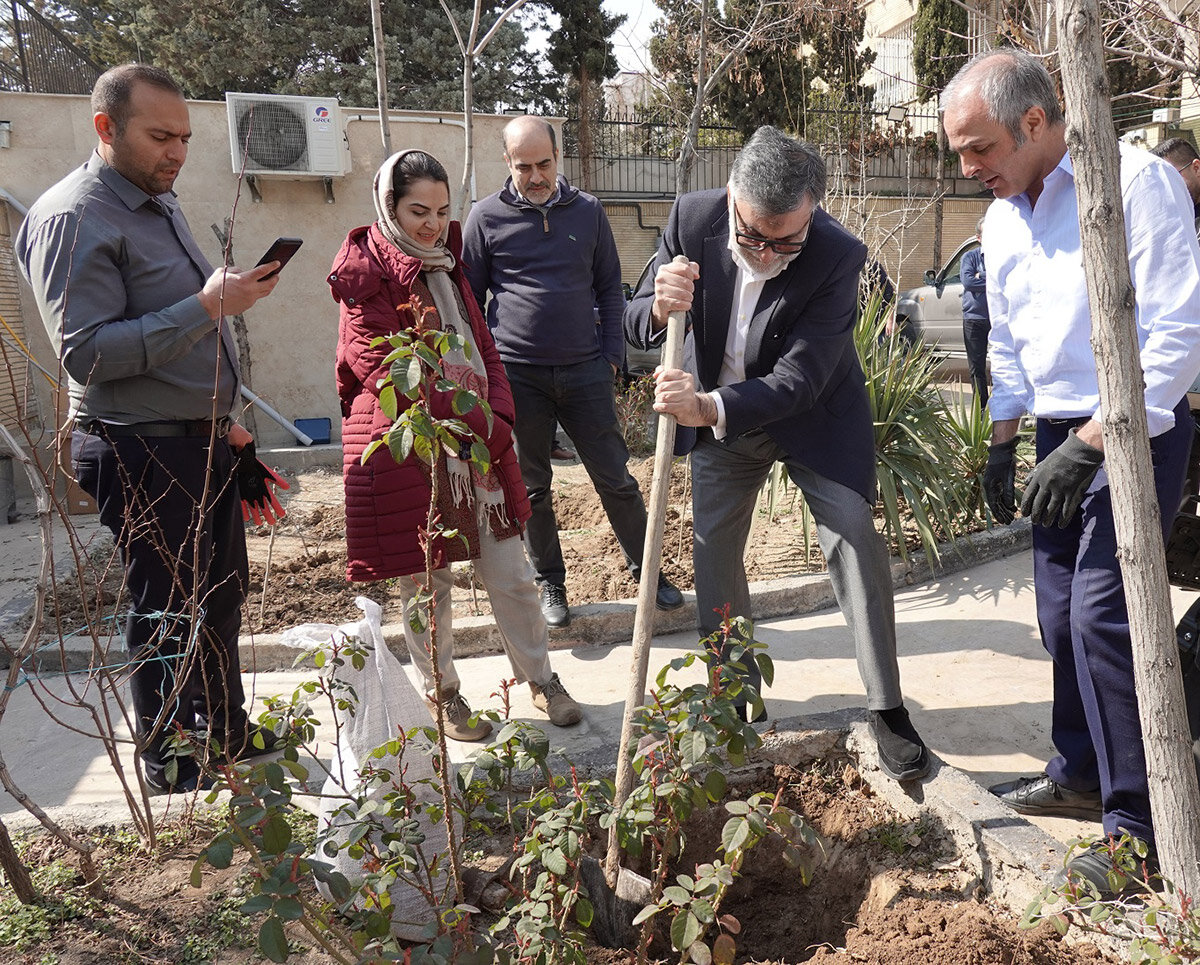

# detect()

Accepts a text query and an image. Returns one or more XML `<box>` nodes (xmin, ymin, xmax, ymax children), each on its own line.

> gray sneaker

<box><xmin>538</xmin><ymin>582</ymin><xmax>570</xmax><ymax>627</ymax></box>
<box><xmin>530</xmin><ymin>673</ymin><xmax>582</xmax><ymax>726</ymax></box>
<box><xmin>425</xmin><ymin>691</ymin><xmax>492</xmax><ymax>742</ymax></box>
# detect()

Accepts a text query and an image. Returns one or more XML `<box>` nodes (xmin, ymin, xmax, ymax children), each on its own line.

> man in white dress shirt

<box><xmin>942</xmin><ymin>48</ymin><xmax>1200</xmax><ymax>894</ymax></box>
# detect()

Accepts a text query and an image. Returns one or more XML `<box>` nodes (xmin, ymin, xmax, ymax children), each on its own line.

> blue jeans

<box><xmin>504</xmin><ymin>358</ymin><xmax>649</xmax><ymax>587</ymax></box>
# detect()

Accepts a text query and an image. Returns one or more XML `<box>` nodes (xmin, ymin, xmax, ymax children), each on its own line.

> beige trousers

<box><xmin>398</xmin><ymin>528</ymin><xmax>553</xmax><ymax>697</ymax></box>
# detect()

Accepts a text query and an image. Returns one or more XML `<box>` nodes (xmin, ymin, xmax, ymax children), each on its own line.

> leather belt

<box><xmin>85</xmin><ymin>416</ymin><xmax>231</xmax><ymax>439</ymax></box>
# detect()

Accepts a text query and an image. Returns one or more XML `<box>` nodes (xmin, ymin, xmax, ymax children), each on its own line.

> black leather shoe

<box><xmin>868</xmin><ymin>704</ymin><xmax>930</xmax><ymax>782</ymax></box>
<box><xmin>539</xmin><ymin>582</ymin><xmax>570</xmax><ymax>627</ymax></box>
<box><xmin>654</xmin><ymin>573</ymin><xmax>684</xmax><ymax>611</ymax></box>
<box><xmin>989</xmin><ymin>773</ymin><xmax>1102</xmax><ymax>819</ymax></box>
<box><xmin>1053</xmin><ymin>841</ymin><xmax>1160</xmax><ymax>898</ymax></box>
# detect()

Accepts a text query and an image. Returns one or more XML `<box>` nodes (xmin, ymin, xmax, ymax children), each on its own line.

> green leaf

<box><xmin>205</xmin><ymin>839</ymin><xmax>234</xmax><ymax>870</ymax></box>
<box><xmin>258</xmin><ymin>915</ymin><xmax>289</xmax><ymax>963</ymax></box>
<box><xmin>274</xmin><ymin>896</ymin><xmax>304</xmax><ymax>921</ymax></box>
<box><xmin>575</xmin><ymin>896</ymin><xmax>594</xmax><ymax>927</ymax></box>
<box><xmin>721</xmin><ymin>817</ymin><xmax>751</xmax><ymax>854</ymax></box>
<box><xmin>679</xmin><ymin>729</ymin><xmax>707</xmax><ymax>767</ymax></box>
<box><xmin>262</xmin><ymin>814</ymin><xmax>293</xmax><ymax>853</ymax></box>
<box><xmin>755</xmin><ymin>651</ymin><xmax>775</xmax><ymax>687</ymax></box>
<box><xmin>704</xmin><ymin>769</ymin><xmax>727</xmax><ymax>802</ymax></box>
<box><xmin>542</xmin><ymin>847</ymin><xmax>568</xmax><ymax>876</ymax></box>
<box><xmin>379</xmin><ymin>384</ymin><xmax>398</xmax><ymax>421</ymax></box>
<box><xmin>452</xmin><ymin>389</ymin><xmax>479</xmax><ymax>415</ymax></box>
<box><xmin>663</xmin><ymin>885</ymin><xmax>691</xmax><ymax>905</ymax></box>
<box><xmin>670</xmin><ymin>910</ymin><xmax>704</xmax><ymax>952</ymax></box>
<box><xmin>632</xmin><ymin>905</ymin><xmax>661</xmax><ymax>925</ymax></box>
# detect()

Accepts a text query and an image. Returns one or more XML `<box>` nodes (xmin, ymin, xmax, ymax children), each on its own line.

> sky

<box><xmin>601</xmin><ymin>0</ymin><xmax>663</xmax><ymax>72</ymax></box>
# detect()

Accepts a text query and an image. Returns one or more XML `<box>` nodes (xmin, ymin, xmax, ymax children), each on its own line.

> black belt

<box><xmin>1044</xmin><ymin>416</ymin><xmax>1090</xmax><ymax>427</ymax></box>
<box><xmin>85</xmin><ymin>417</ymin><xmax>231</xmax><ymax>439</ymax></box>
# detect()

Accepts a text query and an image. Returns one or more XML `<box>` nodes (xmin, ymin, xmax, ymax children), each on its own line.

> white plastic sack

<box><xmin>295</xmin><ymin>596</ymin><xmax>460</xmax><ymax>941</ymax></box>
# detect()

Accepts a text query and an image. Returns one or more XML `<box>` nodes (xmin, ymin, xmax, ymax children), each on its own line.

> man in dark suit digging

<box><xmin>625</xmin><ymin>125</ymin><xmax>929</xmax><ymax>782</ymax></box>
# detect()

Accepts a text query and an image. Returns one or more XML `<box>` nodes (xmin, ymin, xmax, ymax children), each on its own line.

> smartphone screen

<box><xmin>256</xmin><ymin>237</ymin><xmax>303</xmax><ymax>280</ymax></box>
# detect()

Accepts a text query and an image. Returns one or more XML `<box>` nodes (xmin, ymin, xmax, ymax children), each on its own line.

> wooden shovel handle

<box><xmin>605</xmin><ymin>256</ymin><xmax>689</xmax><ymax>887</ymax></box>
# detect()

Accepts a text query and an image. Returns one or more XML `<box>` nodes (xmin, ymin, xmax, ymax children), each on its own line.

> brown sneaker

<box><xmin>425</xmin><ymin>691</ymin><xmax>493</xmax><ymax>743</ymax></box>
<box><xmin>529</xmin><ymin>673</ymin><xmax>582</xmax><ymax>726</ymax></box>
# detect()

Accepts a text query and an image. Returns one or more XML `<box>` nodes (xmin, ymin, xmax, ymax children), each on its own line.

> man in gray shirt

<box><xmin>16</xmin><ymin>63</ymin><xmax>284</xmax><ymax>794</ymax></box>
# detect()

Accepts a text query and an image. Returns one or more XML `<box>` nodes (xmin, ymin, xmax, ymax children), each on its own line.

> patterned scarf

<box><xmin>373</xmin><ymin>151</ymin><xmax>515</xmax><ymax>558</ymax></box>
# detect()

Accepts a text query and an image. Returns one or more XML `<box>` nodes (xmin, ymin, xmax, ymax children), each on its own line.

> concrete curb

<box><xmin>13</xmin><ymin>519</ymin><xmax>1034</xmax><ymax>674</ymax></box>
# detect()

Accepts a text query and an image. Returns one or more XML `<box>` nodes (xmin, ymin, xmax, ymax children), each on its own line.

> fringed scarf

<box><xmin>373</xmin><ymin>150</ymin><xmax>517</xmax><ymax>562</ymax></box>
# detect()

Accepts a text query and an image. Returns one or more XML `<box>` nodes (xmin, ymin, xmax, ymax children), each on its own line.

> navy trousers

<box><xmin>73</xmin><ymin>430</ymin><xmax>249</xmax><ymax>785</ymax></box>
<box><xmin>962</xmin><ymin>316</ymin><xmax>991</xmax><ymax>407</ymax></box>
<box><xmin>1035</xmin><ymin>399</ymin><xmax>1191</xmax><ymax>844</ymax></box>
<box><xmin>503</xmin><ymin>358</ymin><xmax>649</xmax><ymax>587</ymax></box>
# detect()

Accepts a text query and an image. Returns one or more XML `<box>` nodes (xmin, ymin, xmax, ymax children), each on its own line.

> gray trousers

<box><xmin>398</xmin><ymin>529</ymin><xmax>553</xmax><ymax>697</ymax></box>
<box><xmin>690</xmin><ymin>429</ymin><xmax>903</xmax><ymax>710</ymax></box>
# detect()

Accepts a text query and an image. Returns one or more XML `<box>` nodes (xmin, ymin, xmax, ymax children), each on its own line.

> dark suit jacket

<box><xmin>624</xmin><ymin>188</ymin><xmax>876</xmax><ymax>503</ymax></box>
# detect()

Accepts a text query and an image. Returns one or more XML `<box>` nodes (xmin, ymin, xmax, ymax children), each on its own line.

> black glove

<box><xmin>983</xmin><ymin>437</ymin><xmax>1019</xmax><ymax>525</ymax></box>
<box><xmin>1020</xmin><ymin>429</ymin><xmax>1104</xmax><ymax>528</ymax></box>
<box><xmin>234</xmin><ymin>440</ymin><xmax>290</xmax><ymax>525</ymax></box>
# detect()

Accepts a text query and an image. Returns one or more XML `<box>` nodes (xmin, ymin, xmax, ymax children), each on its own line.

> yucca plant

<box><xmin>855</xmin><ymin>292</ymin><xmax>974</xmax><ymax>562</ymax></box>
<box><xmin>942</xmin><ymin>383</ymin><xmax>993</xmax><ymax>528</ymax></box>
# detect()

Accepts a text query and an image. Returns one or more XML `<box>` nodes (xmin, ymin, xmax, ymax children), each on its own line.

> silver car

<box><xmin>895</xmin><ymin>237</ymin><xmax>981</xmax><ymax>359</ymax></box>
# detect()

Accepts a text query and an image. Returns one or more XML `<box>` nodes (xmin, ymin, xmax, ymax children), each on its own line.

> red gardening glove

<box><xmin>234</xmin><ymin>441</ymin><xmax>290</xmax><ymax>525</ymax></box>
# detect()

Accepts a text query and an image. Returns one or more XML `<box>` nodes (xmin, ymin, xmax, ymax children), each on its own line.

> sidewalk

<box><xmin>4</xmin><ymin>486</ymin><xmax>1198</xmax><ymax>909</ymax></box>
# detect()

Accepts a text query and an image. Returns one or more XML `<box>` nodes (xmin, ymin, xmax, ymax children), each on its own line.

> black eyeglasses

<box><xmin>733</xmin><ymin>201</ymin><xmax>810</xmax><ymax>255</ymax></box>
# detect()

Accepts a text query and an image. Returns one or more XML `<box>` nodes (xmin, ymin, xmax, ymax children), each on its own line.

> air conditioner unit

<box><xmin>225</xmin><ymin>92</ymin><xmax>349</xmax><ymax>178</ymax></box>
<box><xmin>1153</xmin><ymin>106</ymin><xmax>1180</xmax><ymax>124</ymax></box>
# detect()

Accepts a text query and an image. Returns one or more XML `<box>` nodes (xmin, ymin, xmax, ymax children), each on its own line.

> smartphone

<box><xmin>255</xmin><ymin>237</ymin><xmax>304</xmax><ymax>280</ymax></box>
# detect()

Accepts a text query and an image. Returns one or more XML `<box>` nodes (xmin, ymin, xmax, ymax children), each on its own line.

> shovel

<box><xmin>588</xmin><ymin>264</ymin><xmax>689</xmax><ymax>948</ymax></box>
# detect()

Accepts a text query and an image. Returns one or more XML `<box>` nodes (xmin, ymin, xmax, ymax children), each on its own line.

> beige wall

<box><xmin>0</xmin><ymin>91</ymin><xmax>536</xmax><ymax>448</ymax></box>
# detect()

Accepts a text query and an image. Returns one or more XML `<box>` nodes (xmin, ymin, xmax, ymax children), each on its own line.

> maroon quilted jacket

<box><xmin>330</xmin><ymin>221</ymin><xmax>531</xmax><ymax>582</ymax></box>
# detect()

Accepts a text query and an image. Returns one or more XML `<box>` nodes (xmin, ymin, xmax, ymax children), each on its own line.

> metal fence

<box><xmin>0</xmin><ymin>0</ymin><xmax>100</xmax><ymax>95</ymax></box>
<box><xmin>563</xmin><ymin>108</ymin><xmax>959</xmax><ymax>199</ymax></box>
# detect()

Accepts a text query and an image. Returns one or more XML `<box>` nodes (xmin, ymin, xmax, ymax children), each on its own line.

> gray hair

<box><xmin>976</xmin><ymin>217</ymin><xmax>985</xmax><ymax>235</ymax></box>
<box><xmin>729</xmin><ymin>126</ymin><xmax>827</xmax><ymax>214</ymax></box>
<box><xmin>941</xmin><ymin>48</ymin><xmax>1064</xmax><ymax>145</ymax></box>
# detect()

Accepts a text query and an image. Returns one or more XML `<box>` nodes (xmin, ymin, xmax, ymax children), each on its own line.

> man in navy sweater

<box><xmin>463</xmin><ymin>116</ymin><xmax>683</xmax><ymax>627</ymax></box>
<box><xmin>960</xmin><ymin>220</ymin><xmax>990</xmax><ymax>406</ymax></box>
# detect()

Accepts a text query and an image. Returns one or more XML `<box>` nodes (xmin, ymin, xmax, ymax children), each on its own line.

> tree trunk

<box><xmin>1056</xmin><ymin>0</ymin><xmax>1200</xmax><ymax>898</ymax></box>
<box><xmin>578</xmin><ymin>65</ymin><xmax>594</xmax><ymax>193</ymax></box>
<box><xmin>0</xmin><ymin>817</ymin><xmax>36</xmax><ymax>904</ymax></box>
<box><xmin>458</xmin><ymin>50</ymin><xmax>475</xmax><ymax>223</ymax></box>
<box><xmin>370</xmin><ymin>0</ymin><xmax>392</xmax><ymax>161</ymax></box>
<box><xmin>933</xmin><ymin>118</ymin><xmax>946</xmax><ymax>268</ymax></box>
<box><xmin>676</xmin><ymin>0</ymin><xmax>709</xmax><ymax>198</ymax></box>
<box><xmin>210</xmin><ymin>221</ymin><xmax>257</xmax><ymax>438</ymax></box>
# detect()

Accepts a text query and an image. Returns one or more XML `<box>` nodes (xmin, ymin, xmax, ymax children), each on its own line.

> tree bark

<box><xmin>1056</xmin><ymin>0</ymin><xmax>1200</xmax><ymax>898</ymax></box>
<box><xmin>578</xmin><ymin>64</ymin><xmax>595</xmax><ymax>193</ymax></box>
<box><xmin>370</xmin><ymin>0</ymin><xmax>392</xmax><ymax>161</ymax></box>
<box><xmin>676</xmin><ymin>0</ymin><xmax>709</xmax><ymax>198</ymax></box>
<box><xmin>0</xmin><ymin>817</ymin><xmax>36</xmax><ymax>904</ymax></box>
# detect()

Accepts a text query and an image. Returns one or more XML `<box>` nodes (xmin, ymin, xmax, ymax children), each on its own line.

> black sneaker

<box><xmin>144</xmin><ymin>769</ymin><xmax>215</xmax><ymax>797</ymax></box>
<box><xmin>539</xmin><ymin>582</ymin><xmax>570</xmax><ymax>627</ymax></box>
<box><xmin>654</xmin><ymin>573</ymin><xmax>684</xmax><ymax>611</ymax></box>
<box><xmin>868</xmin><ymin>704</ymin><xmax>930</xmax><ymax>782</ymax></box>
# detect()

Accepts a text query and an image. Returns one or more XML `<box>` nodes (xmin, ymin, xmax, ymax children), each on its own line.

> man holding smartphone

<box><xmin>16</xmin><ymin>63</ymin><xmax>286</xmax><ymax>794</ymax></box>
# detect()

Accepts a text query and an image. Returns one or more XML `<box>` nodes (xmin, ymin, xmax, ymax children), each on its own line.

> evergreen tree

<box><xmin>544</xmin><ymin>0</ymin><xmax>624</xmax><ymax>188</ymax></box>
<box><xmin>48</xmin><ymin>0</ymin><xmax>553</xmax><ymax>112</ymax></box>
<box><xmin>911</xmin><ymin>0</ymin><xmax>968</xmax><ymax>100</ymax></box>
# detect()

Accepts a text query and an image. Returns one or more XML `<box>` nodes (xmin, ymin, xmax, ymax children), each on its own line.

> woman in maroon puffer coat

<box><xmin>330</xmin><ymin>150</ymin><xmax>580</xmax><ymax>741</ymax></box>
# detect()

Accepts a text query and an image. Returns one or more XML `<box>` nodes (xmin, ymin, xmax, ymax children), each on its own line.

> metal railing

<box><xmin>1</xmin><ymin>0</ymin><xmax>100</xmax><ymax>94</ymax></box>
<box><xmin>563</xmin><ymin>108</ymin><xmax>958</xmax><ymax>198</ymax></box>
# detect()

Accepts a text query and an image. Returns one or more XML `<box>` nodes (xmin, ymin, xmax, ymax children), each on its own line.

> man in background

<box><xmin>463</xmin><ymin>115</ymin><xmax>683</xmax><ymax>628</ymax></box>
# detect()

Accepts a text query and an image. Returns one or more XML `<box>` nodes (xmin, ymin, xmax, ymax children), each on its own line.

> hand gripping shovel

<box><xmin>584</xmin><ymin>266</ymin><xmax>689</xmax><ymax>948</ymax></box>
